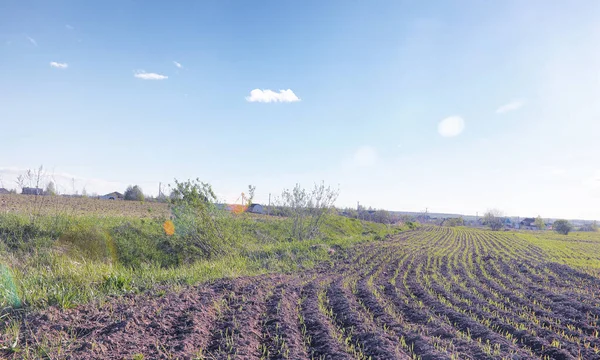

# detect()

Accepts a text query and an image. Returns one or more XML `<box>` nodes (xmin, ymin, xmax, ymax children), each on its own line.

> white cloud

<box><xmin>246</xmin><ymin>89</ymin><xmax>300</xmax><ymax>103</ymax></box>
<box><xmin>438</xmin><ymin>116</ymin><xmax>465</xmax><ymax>137</ymax></box>
<box><xmin>66</xmin><ymin>24</ymin><xmax>74</xmax><ymax>30</ymax></box>
<box><xmin>50</xmin><ymin>62</ymin><xmax>68</xmax><ymax>69</ymax></box>
<box><xmin>353</xmin><ymin>146</ymin><xmax>378</xmax><ymax>167</ymax></box>
<box><xmin>173</xmin><ymin>61</ymin><xmax>182</xmax><ymax>69</ymax></box>
<box><xmin>134</xmin><ymin>70</ymin><xmax>168</xmax><ymax>80</ymax></box>
<box><xmin>26</xmin><ymin>36</ymin><xmax>37</xmax><ymax>46</ymax></box>
<box><xmin>496</xmin><ymin>100</ymin><xmax>525</xmax><ymax>114</ymax></box>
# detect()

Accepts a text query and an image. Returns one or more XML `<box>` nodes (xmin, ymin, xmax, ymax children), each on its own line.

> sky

<box><xmin>1</xmin><ymin>1</ymin><xmax>599</xmax><ymax>220</ymax></box>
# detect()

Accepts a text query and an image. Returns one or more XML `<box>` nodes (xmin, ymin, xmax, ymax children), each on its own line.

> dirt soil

<box><xmin>2</xmin><ymin>227</ymin><xmax>600</xmax><ymax>359</ymax></box>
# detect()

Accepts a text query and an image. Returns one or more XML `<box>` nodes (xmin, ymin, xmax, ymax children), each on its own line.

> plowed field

<box><xmin>5</xmin><ymin>227</ymin><xmax>600</xmax><ymax>359</ymax></box>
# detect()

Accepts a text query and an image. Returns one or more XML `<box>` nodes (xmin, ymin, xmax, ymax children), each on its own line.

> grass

<box><xmin>516</xmin><ymin>230</ymin><xmax>600</xmax><ymax>272</ymax></box>
<box><xmin>0</xmin><ymin>210</ymin><xmax>405</xmax><ymax>310</ymax></box>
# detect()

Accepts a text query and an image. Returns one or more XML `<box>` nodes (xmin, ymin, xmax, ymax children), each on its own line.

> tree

<box><xmin>554</xmin><ymin>219</ymin><xmax>572</xmax><ymax>235</ymax></box>
<box><xmin>534</xmin><ymin>216</ymin><xmax>545</xmax><ymax>230</ymax></box>
<box><xmin>247</xmin><ymin>185</ymin><xmax>256</xmax><ymax>206</ymax></box>
<box><xmin>483</xmin><ymin>209</ymin><xmax>504</xmax><ymax>231</ymax></box>
<box><xmin>580</xmin><ymin>221</ymin><xmax>598</xmax><ymax>232</ymax></box>
<box><xmin>124</xmin><ymin>185</ymin><xmax>144</xmax><ymax>201</ymax></box>
<box><xmin>168</xmin><ymin>178</ymin><xmax>227</xmax><ymax>260</ymax></box>
<box><xmin>278</xmin><ymin>182</ymin><xmax>339</xmax><ymax>240</ymax></box>
<box><xmin>445</xmin><ymin>217</ymin><xmax>464</xmax><ymax>227</ymax></box>
<box><xmin>372</xmin><ymin>209</ymin><xmax>392</xmax><ymax>224</ymax></box>
<box><xmin>45</xmin><ymin>181</ymin><xmax>56</xmax><ymax>196</ymax></box>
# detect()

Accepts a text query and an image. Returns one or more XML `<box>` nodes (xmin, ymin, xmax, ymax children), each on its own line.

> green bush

<box><xmin>124</xmin><ymin>185</ymin><xmax>145</xmax><ymax>201</ymax></box>
<box><xmin>57</xmin><ymin>223</ymin><xmax>117</xmax><ymax>262</ymax></box>
<box><xmin>111</xmin><ymin>222</ymin><xmax>177</xmax><ymax>268</ymax></box>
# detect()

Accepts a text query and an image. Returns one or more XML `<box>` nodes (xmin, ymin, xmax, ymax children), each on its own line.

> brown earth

<box><xmin>2</xmin><ymin>227</ymin><xmax>600</xmax><ymax>359</ymax></box>
<box><xmin>0</xmin><ymin>194</ymin><xmax>169</xmax><ymax>218</ymax></box>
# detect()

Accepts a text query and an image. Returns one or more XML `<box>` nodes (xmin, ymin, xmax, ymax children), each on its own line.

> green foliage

<box><xmin>553</xmin><ymin>219</ymin><xmax>572</xmax><ymax>235</ymax></box>
<box><xmin>445</xmin><ymin>217</ymin><xmax>464</xmax><ymax>227</ymax></box>
<box><xmin>124</xmin><ymin>185</ymin><xmax>144</xmax><ymax>201</ymax></box>
<box><xmin>579</xmin><ymin>221</ymin><xmax>598</xmax><ymax>232</ymax></box>
<box><xmin>483</xmin><ymin>209</ymin><xmax>504</xmax><ymax>231</ymax></box>
<box><xmin>534</xmin><ymin>216</ymin><xmax>545</xmax><ymax>230</ymax></box>
<box><xmin>57</xmin><ymin>222</ymin><xmax>117</xmax><ymax>262</ymax></box>
<box><xmin>0</xmin><ymin>211</ymin><xmax>401</xmax><ymax>309</ymax></box>
<box><xmin>45</xmin><ymin>181</ymin><xmax>56</xmax><ymax>196</ymax></box>
<box><xmin>168</xmin><ymin>179</ymin><xmax>229</xmax><ymax>261</ymax></box>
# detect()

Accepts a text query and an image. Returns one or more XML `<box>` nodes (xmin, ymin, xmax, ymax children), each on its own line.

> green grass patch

<box><xmin>0</xmin><ymin>212</ymin><xmax>405</xmax><ymax>310</ymax></box>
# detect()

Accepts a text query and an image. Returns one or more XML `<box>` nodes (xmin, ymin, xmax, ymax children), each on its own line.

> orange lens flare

<box><xmin>163</xmin><ymin>220</ymin><xmax>175</xmax><ymax>236</ymax></box>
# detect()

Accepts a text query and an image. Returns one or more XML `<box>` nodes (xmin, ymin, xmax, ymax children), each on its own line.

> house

<box><xmin>247</xmin><ymin>204</ymin><xmax>265</xmax><ymax>214</ymax></box>
<box><xmin>101</xmin><ymin>191</ymin><xmax>124</xmax><ymax>200</ymax></box>
<box><xmin>520</xmin><ymin>218</ymin><xmax>536</xmax><ymax>230</ymax></box>
<box><xmin>0</xmin><ymin>188</ymin><xmax>10</xmax><ymax>195</ymax></box>
<box><xmin>22</xmin><ymin>187</ymin><xmax>44</xmax><ymax>195</ymax></box>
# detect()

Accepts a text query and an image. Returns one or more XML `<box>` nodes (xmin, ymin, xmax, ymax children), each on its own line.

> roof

<box><xmin>103</xmin><ymin>192</ymin><xmax>123</xmax><ymax>197</ymax></box>
<box><xmin>0</xmin><ymin>188</ymin><xmax>10</xmax><ymax>194</ymax></box>
<box><xmin>520</xmin><ymin>218</ymin><xmax>536</xmax><ymax>225</ymax></box>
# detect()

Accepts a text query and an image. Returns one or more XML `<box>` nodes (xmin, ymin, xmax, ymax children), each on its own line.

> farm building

<box><xmin>101</xmin><ymin>192</ymin><xmax>124</xmax><ymax>200</ymax></box>
<box><xmin>22</xmin><ymin>187</ymin><xmax>44</xmax><ymax>195</ymax></box>
<box><xmin>0</xmin><ymin>188</ymin><xmax>10</xmax><ymax>195</ymax></box>
<box><xmin>247</xmin><ymin>204</ymin><xmax>265</xmax><ymax>214</ymax></box>
<box><xmin>520</xmin><ymin>218</ymin><xmax>537</xmax><ymax>230</ymax></box>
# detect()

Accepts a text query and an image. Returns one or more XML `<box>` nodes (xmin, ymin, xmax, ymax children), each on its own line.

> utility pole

<box><xmin>268</xmin><ymin>193</ymin><xmax>271</xmax><ymax>216</ymax></box>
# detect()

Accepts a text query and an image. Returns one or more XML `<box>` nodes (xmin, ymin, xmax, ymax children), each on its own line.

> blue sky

<box><xmin>1</xmin><ymin>1</ymin><xmax>599</xmax><ymax>219</ymax></box>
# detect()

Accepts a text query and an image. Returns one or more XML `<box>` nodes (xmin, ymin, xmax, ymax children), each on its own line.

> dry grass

<box><xmin>0</xmin><ymin>194</ymin><xmax>169</xmax><ymax>218</ymax></box>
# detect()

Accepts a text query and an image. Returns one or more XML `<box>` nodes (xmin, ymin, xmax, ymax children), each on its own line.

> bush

<box><xmin>111</xmin><ymin>222</ymin><xmax>177</xmax><ymax>268</ymax></box>
<box><xmin>56</xmin><ymin>223</ymin><xmax>117</xmax><ymax>262</ymax></box>
<box><xmin>124</xmin><ymin>185</ymin><xmax>144</xmax><ymax>201</ymax></box>
<box><xmin>553</xmin><ymin>219</ymin><xmax>572</xmax><ymax>235</ymax></box>
<box><xmin>168</xmin><ymin>179</ymin><xmax>230</xmax><ymax>262</ymax></box>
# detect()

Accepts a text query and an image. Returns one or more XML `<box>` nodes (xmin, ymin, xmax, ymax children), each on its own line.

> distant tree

<box><xmin>343</xmin><ymin>208</ymin><xmax>358</xmax><ymax>219</ymax></box>
<box><xmin>446</xmin><ymin>217</ymin><xmax>465</xmax><ymax>227</ymax></box>
<box><xmin>247</xmin><ymin>185</ymin><xmax>256</xmax><ymax>206</ymax></box>
<box><xmin>483</xmin><ymin>209</ymin><xmax>504</xmax><ymax>231</ymax></box>
<box><xmin>580</xmin><ymin>221</ymin><xmax>598</xmax><ymax>232</ymax></box>
<box><xmin>124</xmin><ymin>185</ymin><xmax>144</xmax><ymax>201</ymax></box>
<box><xmin>554</xmin><ymin>219</ymin><xmax>572</xmax><ymax>235</ymax></box>
<box><xmin>534</xmin><ymin>216</ymin><xmax>545</xmax><ymax>230</ymax></box>
<box><xmin>45</xmin><ymin>181</ymin><xmax>56</xmax><ymax>196</ymax></box>
<box><xmin>372</xmin><ymin>209</ymin><xmax>392</xmax><ymax>224</ymax></box>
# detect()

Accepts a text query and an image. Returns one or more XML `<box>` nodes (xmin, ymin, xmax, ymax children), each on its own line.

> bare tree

<box><xmin>483</xmin><ymin>209</ymin><xmax>504</xmax><ymax>231</ymax></box>
<box><xmin>278</xmin><ymin>182</ymin><xmax>339</xmax><ymax>240</ymax></box>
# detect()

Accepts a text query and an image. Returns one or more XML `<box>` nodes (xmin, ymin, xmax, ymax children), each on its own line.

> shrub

<box><xmin>124</xmin><ymin>185</ymin><xmax>144</xmax><ymax>201</ymax></box>
<box><xmin>168</xmin><ymin>179</ymin><xmax>229</xmax><ymax>262</ymax></box>
<box><xmin>553</xmin><ymin>219</ymin><xmax>572</xmax><ymax>235</ymax></box>
<box><xmin>56</xmin><ymin>223</ymin><xmax>117</xmax><ymax>262</ymax></box>
<box><xmin>111</xmin><ymin>222</ymin><xmax>177</xmax><ymax>268</ymax></box>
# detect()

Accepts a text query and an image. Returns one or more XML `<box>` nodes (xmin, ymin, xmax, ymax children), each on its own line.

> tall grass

<box><xmin>0</xmin><ymin>212</ymin><xmax>405</xmax><ymax>310</ymax></box>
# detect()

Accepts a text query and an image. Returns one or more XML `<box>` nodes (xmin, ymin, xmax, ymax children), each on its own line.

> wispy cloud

<box><xmin>134</xmin><ymin>70</ymin><xmax>168</xmax><ymax>80</ymax></box>
<box><xmin>173</xmin><ymin>61</ymin><xmax>182</xmax><ymax>69</ymax></box>
<box><xmin>50</xmin><ymin>62</ymin><xmax>68</xmax><ymax>69</ymax></box>
<box><xmin>246</xmin><ymin>89</ymin><xmax>300</xmax><ymax>103</ymax></box>
<box><xmin>496</xmin><ymin>100</ymin><xmax>525</xmax><ymax>114</ymax></box>
<box><xmin>66</xmin><ymin>24</ymin><xmax>74</xmax><ymax>30</ymax></box>
<box><xmin>438</xmin><ymin>116</ymin><xmax>465</xmax><ymax>137</ymax></box>
<box><xmin>26</xmin><ymin>36</ymin><xmax>37</xmax><ymax>46</ymax></box>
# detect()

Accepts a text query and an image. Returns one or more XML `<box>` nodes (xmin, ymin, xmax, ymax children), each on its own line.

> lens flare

<box><xmin>0</xmin><ymin>264</ymin><xmax>21</xmax><ymax>308</ymax></box>
<box><xmin>163</xmin><ymin>220</ymin><xmax>175</xmax><ymax>236</ymax></box>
